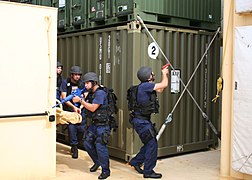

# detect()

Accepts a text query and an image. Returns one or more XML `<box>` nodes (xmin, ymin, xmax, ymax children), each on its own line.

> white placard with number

<box><xmin>171</xmin><ymin>70</ymin><xmax>180</xmax><ymax>93</ymax></box>
<box><xmin>148</xmin><ymin>42</ymin><xmax>159</xmax><ymax>59</ymax></box>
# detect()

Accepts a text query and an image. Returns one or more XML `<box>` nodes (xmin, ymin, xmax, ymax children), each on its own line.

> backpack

<box><xmin>127</xmin><ymin>85</ymin><xmax>138</xmax><ymax>112</ymax></box>
<box><xmin>105</xmin><ymin>87</ymin><xmax>118</xmax><ymax>115</ymax></box>
<box><xmin>100</xmin><ymin>86</ymin><xmax>118</xmax><ymax>130</ymax></box>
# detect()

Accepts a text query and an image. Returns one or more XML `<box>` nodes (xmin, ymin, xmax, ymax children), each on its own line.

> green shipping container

<box><xmin>58</xmin><ymin>0</ymin><xmax>220</xmax><ymax>33</ymax></box>
<box><xmin>57</xmin><ymin>23</ymin><xmax>221</xmax><ymax>160</ymax></box>
<box><xmin>112</xmin><ymin>0</ymin><xmax>220</xmax><ymax>31</ymax></box>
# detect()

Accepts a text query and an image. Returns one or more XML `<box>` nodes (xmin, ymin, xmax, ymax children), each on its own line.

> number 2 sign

<box><xmin>148</xmin><ymin>42</ymin><xmax>159</xmax><ymax>59</ymax></box>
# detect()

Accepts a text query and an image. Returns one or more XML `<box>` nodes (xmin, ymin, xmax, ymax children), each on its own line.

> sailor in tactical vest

<box><xmin>60</xmin><ymin>66</ymin><xmax>86</xmax><ymax>159</ymax></box>
<box><xmin>73</xmin><ymin>72</ymin><xmax>111</xmax><ymax>179</ymax></box>
<box><xmin>56</xmin><ymin>61</ymin><xmax>64</xmax><ymax>101</ymax></box>
<box><xmin>128</xmin><ymin>66</ymin><xmax>169</xmax><ymax>179</ymax></box>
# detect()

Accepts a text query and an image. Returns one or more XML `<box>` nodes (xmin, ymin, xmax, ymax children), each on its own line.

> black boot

<box><xmin>90</xmin><ymin>164</ymin><xmax>100</xmax><ymax>172</ymax></box>
<box><xmin>143</xmin><ymin>171</ymin><xmax>162</xmax><ymax>178</ymax></box>
<box><xmin>98</xmin><ymin>172</ymin><xmax>110</xmax><ymax>179</ymax></box>
<box><xmin>71</xmin><ymin>145</ymin><xmax>78</xmax><ymax>159</ymax></box>
<box><xmin>132</xmin><ymin>165</ymin><xmax>143</xmax><ymax>174</ymax></box>
<box><xmin>129</xmin><ymin>162</ymin><xmax>143</xmax><ymax>174</ymax></box>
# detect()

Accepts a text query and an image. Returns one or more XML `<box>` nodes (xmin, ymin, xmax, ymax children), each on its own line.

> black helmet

<box><xmin>57</xmin><ymin>61</ymin><xmax>63</xmax><ymax>68</ymax></box>
<box><xmin>70</xmin><ymin>66</ymin><xmax>82</xmax><ymax>75</ymax></box>
<box><xmin>137</xmin><ymin>66</ymin><xmax>152</xmax><ymax>82</ymax></box>
<box><xmin>82</xmin><ymin>72</ymin><xmax>99</xmax><ymax>82</ymax></box>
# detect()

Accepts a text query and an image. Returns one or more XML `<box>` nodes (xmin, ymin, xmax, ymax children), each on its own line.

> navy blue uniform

<box><xmin>84</xmin><ymin>89</ymin><xmax>111</xmax><ymax>175</ymax></box>
<box><xmin>129</xmin><ymin>82</ymin><xmax>158</xmax><ymax>175</ymax></box>
<box><xmin>60</xmin><ymin>79</ymin><xmax>86</xmax><ymax>146</ymax></box>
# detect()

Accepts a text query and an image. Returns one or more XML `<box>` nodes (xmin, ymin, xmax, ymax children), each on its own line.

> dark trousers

<box><xmin>84</xmin><ymin>124</ymin><xmax>111</xmax><ymax>175</ymax></box>
<box><xmin>68</xmin><ymin>112</ymin><xmax>86</xmax><ymax>146</ymax></box>
<box><xmin>129</xmin><ymin>118</ymin><xmax>158</xmax><ymax>175</ymax></box>
<box><xmin>68</xmin><ymin>122</ymin><xmax>86</xmax><ymax>146</ymax></box>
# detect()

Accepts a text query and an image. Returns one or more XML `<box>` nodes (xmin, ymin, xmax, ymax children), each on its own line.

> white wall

<box><xmin>0</xmin><ymin>2</ymin><xmax>57</xmax><ymax>179</ymax></box>
<box><xmin>221</xmin><ymin>0</ymin><xmax>252</xmax><ymax>179</ymax></box>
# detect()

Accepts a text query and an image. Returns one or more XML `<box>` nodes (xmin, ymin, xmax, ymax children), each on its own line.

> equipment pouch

<box><xmin>140</xmin><ymin>128</ymin><xmax>155</xmax><ymax>144</ymax></box>
<box><xmin>109</xmin><ymin>115</ymin><xmax>118</xmax><ymax>131</ymax></box>
<box><xmin>101</xmin><ymin>131</ymin><xmax>110</xmax><ymax>145</ymax></box>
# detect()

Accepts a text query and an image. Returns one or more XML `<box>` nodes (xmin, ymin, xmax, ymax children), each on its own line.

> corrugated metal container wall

<box><xmin>20</xmin><ymin>0</ymin><xmax>220</xmax><ymax>32</ymax></box>
<box><xmin>115</xmin><ymin>0</ymin><xmax>220</xmax><ymax>24</ymax></box>
<box><xmin>91</xmin><ymin>0</ymin><xmax>221</xmax><ymax>31</ymax></box>
<box><xmin>136</xmin><ymin>0</ymin><xmax>220</xmax><ymax>30</ymax></box>
<box><xmin>57</xmin><ymin>23</ymin><xmax>221</xmax><ymax>160</ymax></box>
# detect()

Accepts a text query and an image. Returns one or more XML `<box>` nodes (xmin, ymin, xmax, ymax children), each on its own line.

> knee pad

<box><xmin>140</xmin><ymin>128</ymin><xmax>157</xmax><ymax>144</ymax></box>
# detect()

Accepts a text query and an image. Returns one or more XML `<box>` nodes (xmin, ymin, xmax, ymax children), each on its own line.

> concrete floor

<box><xmin>51</xmin><ymin>143</ymin><xmax>220</xmax><ymax>180</ymax></box>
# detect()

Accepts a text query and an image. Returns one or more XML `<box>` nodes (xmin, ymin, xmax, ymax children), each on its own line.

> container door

<box><xmin>115</xmin><ymin>0</ymin><xmax>134</xmax><ymax>17</ymax></box>
<box><xmin>89</xmin><ymin>0</ymin><xmax>106</xmax><ymax>21</ymax></box>
<box><xmin>70</xmin><ymin>0</ymin><xmax>86</xmax><ymax>30</ymax></box>
<box><xmin>57</xmin><ymin>0</ymin><xmax>68</xmax><ymax>32</ymax></box>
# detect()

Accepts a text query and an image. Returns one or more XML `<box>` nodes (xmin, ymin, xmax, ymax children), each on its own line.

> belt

<box><xmin>131</xmin><ymin>114</ymin><xmax>150</xmax><ymax>120</ymax></box>
<box><xmin>92</xmin><ymin>119</ymin><xmax>109</xmax><ymax>126</ymax></box>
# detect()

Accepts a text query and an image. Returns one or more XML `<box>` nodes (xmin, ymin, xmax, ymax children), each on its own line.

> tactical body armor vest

<box><xmin>127</xmin><ymin>85</ymin><xmax>159</xmax><ymax>117</ymax></box>
<box><xmin>85</xmin><ymin>86</ymin><xmax>118</xmax><ymax>125</ymax></box>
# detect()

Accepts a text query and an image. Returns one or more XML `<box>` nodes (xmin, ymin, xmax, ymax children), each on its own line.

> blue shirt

<box><xmin>137</xmin><ymin>82</ymin><xmax>155</xmax><ymax>104</ymax></box>
<box><xmin>60</xmin><ymin>78</ymin><xmax>83</xmax><ymax>110</ymax></box>
<box><xmin>60</xmin><ymin>79</ymin><xmax>80</xmax><ymax>95</ymax></box>
<box><xmin>92</xmin><ymin>89</ymin><xmax>107</xmax><ymax>106</ymax></box>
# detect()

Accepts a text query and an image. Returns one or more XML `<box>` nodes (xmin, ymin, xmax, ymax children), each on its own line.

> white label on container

<box><xmin>148</xmin><ymin>42</ymin><xmax>159</xmax><ymax>59</ymax></box>
<box><xmin>108</xmin><ymin>35</ymin><xmax>111</xmax><ymax>59</ymax></box>
<box><xmin>171</xmin><ymin>70</ymin><xmax>180</xmax><ymax>93</ymax></box>
<box><xmin>106</xmin><ymin>63</ymin><xmax>111</xmax><ymax>73</ymax></box>
<box><xmin>123</xmin><ymin>5</ymin><xmax>128</xmax><ymax>11</ymax></box>
<box><xmin>99</xmin><ymin>36</ymin><xmax>102</xmax><ymax>61</ymax></box>
<box><xmin>59</xmin><ymin>0</ymin><xmax>65</xmax><ymax>8</ymax></box>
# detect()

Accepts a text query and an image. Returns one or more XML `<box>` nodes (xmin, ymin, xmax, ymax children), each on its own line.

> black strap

<box><xmin>131</xmin><ymin>113</ymin><xmax>150</xmax><ymax>120</ymax></box>
<box><xmin>92</xmin><ymin>119</ymin><xmax>109</xmax><ymax>126</ymax></box>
